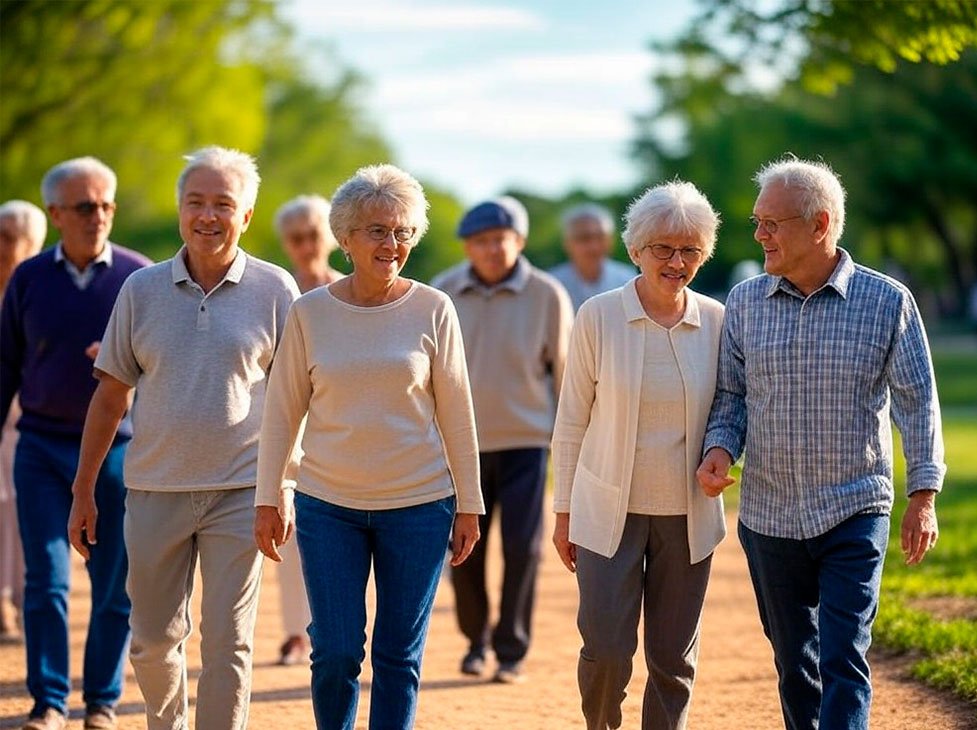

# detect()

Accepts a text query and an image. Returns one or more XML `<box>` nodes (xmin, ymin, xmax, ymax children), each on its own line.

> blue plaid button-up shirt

<box><xmin>704</xmin><ymin>249</ymin><xmax>946</xmax><ymax>539</ymax></box>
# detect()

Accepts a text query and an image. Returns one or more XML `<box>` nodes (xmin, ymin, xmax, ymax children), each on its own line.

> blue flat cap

<box><xmin>457</xmin><ymin>196</ymin><xmax>529</xmax><ymax>239</ymax></box>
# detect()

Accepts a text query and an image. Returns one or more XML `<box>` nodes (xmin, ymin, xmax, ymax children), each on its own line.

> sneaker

<box><xmin>84</xmin><ymin>705</ymin><xmax>117</xmax><ymax>730</ymax></box>
<box><xmin>22</xmin><ymin>708</ymin><xmax>67</xmax><ymax>730</ymax></box>
<box><xmin>494</xmin><ymin>660</ymin><xmax>526</xmax><ymax>684</ymax></box>
<box><xmin>460</xmin><ymin>650</ymin><xmax>486</xmax><ymax>676</ymax></box>
<box><xmin>278</xmin><ymin>635</ymin><xmax>309</xmax><ymax>666</ymax></box>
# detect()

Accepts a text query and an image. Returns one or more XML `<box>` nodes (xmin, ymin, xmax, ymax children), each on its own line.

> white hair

<box><xmin>176</xmin><ymin>146</ymin><xmax>260</xmax><ymax>211</ymax></box>
<box><xmin>0</xmin><ymin>199</ymin><xmax>47</xmax><ymax>251</ymax></box>
<box><xmin>754</xmin><ymin>156</ymin><xmax>846</xmax><ymax>245</ymax></box>
<box><xmin>274</xmin><ymin>194</ymin><xmax>338</xmax><ymax>252</ymax></box>
<box><xmin>329</xmin><ymin>164</ymin><xmax>429</xmax><ymax>243</ymax></box>
<box><xmin>40</xmin><ymin>157</ymin><xmax>117</xmax><ymax>207</ymax></box>
<box><xmin>561</xmin><ymin>202</ymin><xmax>614</xmax><ymax>235</ymax></box>
<box><xmin>622</xmin><ymin>180</ymin><xmax>721</xmax><ymax>260</ymax></box>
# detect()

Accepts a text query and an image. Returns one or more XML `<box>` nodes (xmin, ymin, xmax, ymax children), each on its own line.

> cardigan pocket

<box><xmin>568</xmin><ymin>463</ymin><xmax>624</xmax><ymax>558</ymax></box>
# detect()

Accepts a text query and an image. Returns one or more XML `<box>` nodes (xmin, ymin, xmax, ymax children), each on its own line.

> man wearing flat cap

<box><xmin>432</xmin><ymin>196</ymin><xmax>573</xmax><ymax>684</ymax></box>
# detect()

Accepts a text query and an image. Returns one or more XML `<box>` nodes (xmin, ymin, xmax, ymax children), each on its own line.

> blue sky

<box><xmin>284</xmin><ymin>1</ymin><xmax>699</xmax><ymax>204</ymax></box>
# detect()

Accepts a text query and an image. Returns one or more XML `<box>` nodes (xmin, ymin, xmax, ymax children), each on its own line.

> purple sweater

<box><xmin>0</xmin><ymin>243</ymin><xmax>151</xmax><ymax>440</ymax></box>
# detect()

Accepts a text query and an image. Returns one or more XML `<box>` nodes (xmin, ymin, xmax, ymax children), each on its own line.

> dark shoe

<box><xmin>22</xmin><ymin>707</ymin><xmax>67</xmax><ymax>730</ymax></box>
<box><xmin>460</xmin><ymin>650</ymin><xmax>486</xmax><ymax>676</ymax></box>
<box><xmin>494</xmin><ymin>660</ymin><xmax>526</xmax><ymax>684</ymax></box>
<box><xmin>84</xmin><ymin>705</ymin><xmax>117</xmax><ymax>730</ymax></box>
<box><xmin>278</xmin><ymin>635</ymin><xmax>309</xmax><ymax>666</ymax></box>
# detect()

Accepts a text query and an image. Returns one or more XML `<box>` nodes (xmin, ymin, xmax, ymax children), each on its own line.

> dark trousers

<box><xmin>451</xmin><ymin>447</ymin><xmax>547</xmax><ymax>663</ymax></box>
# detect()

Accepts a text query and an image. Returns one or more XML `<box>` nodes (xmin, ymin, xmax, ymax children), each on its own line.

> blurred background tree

<box><xmin>632</xmin><ymin>0</ymin><xmax>977</xmax><ymax>317</ymax></box>
<box><xmin>1</xmin><ymin>0</ymin><xmax>975</xmax><ymax>302</ymax></box>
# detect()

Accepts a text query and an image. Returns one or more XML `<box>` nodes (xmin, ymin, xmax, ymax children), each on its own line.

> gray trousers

<box><xmin>575</xmin><ymin>514</ymin><xmax>712</xmax><ymax>730</ymax></box>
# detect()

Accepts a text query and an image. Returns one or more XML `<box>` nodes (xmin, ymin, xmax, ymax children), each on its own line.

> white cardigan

<box><xmin>551</xmin><ymin>280</ymin><xmax>726</xmax><ymax>564</ymax></box>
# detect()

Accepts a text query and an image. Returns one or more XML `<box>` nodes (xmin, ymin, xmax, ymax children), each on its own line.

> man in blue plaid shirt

<box><xmin>697</xmin><ymin>156</ymin><xmax>945</xmax><ymax>730</ymax></box>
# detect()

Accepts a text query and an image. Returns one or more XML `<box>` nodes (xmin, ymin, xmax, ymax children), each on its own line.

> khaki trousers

<box><xmin>124</xmin><ymin>488</ymin><xmax>262</xmax><ymax>730</ymax></box>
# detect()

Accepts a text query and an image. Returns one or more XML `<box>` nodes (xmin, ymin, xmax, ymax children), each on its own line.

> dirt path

<box><xmin>1</xmin><ymin>513</ymin><xmax>974</xmax><ymax>729</ymax></box>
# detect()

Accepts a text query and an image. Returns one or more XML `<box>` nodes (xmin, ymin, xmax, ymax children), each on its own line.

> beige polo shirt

<box><xmin>432</xmin><ymin>256</ymin><xmax>574</xmax><ymax>452</ymax></box>
<box><xmin>95</xmin><ymin>246</ymin><xmax>300</xmax><ymax>491</ymax></box>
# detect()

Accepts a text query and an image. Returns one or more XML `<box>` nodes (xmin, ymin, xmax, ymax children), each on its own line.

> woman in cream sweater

<box><xmin>255</xmin><ymin>165</ymin><xmax>484</xmax><ymax>729</ymax></box>
<box><xmin>551</xmin><ymin>180</ymin><xmax>726</xmax><ymax>730</ymax></box>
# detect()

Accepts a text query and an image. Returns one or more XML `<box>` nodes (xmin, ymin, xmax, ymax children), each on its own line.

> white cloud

<box><xmin>290</xmin><ymin>2</ymin><xmax>543</xmax><ymax>32</ymax></box>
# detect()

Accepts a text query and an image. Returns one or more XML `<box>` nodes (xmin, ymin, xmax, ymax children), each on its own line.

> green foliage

<box><xmin>687</xmin><ymin>0</ymin><xmax>977</xmax><ymax>95</ymax></box>
<box><xmin>634</xmin><ymin>41</ymin><xmax>977</xmax><ymax>315</ymax></box>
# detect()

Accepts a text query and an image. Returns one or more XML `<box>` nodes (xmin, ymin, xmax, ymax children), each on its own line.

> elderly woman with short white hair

<box><xmin>551</xmin><ymin>180</ymin><xmax>726</xmax><ymax>730</ymax></box>
<box><xmin>274</xmin><ymin>194</ymin><xmax>344</xmax><ymax>294</ymax></box>
<box><xmin>255</xmin><ymin>164</ymin><xmax>484</xmax><ymax>729</ymax></box>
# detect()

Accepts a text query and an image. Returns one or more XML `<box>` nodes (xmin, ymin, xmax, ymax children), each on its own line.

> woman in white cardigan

<box><xmin>552</xmin><ymin>180</ymin><xmax>726</xmax><ymax>730</ymax></box>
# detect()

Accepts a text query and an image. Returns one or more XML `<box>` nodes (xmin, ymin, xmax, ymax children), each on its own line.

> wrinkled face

<box><xmin>630</xmin><ymin>231</ymin><xmax>705</xmax><ymax>298</ymax></box>
<box><xmin>343</xmin><ymin>202</ymin><xmax>414</xmax><ymax>286</ymax></box>
<box><xmin>564</xmin><ymin>216</ymin><xmax>612</xmax><ymax>275</ymax></box>
<box><xmin>752</xmin><ymin>184</ymin><xmax>818</xmax><ymax>283</ymax></box>
<box><xmin>280</xmin><ymin>216</ymin><xmax>330</xmax><ymax>273</ymax></box>
<box><xmin>48</xmin><ymin>173</ymin><xmax>115</xmax><ymax>254</ymax></box>
<box><xmin>464</xmin><ymin>227</ymin><xmax>524</xmax><ymax>286</ymax></box>
<box><xmin>178</xmin><ymin>167</ymin><xmax>252</xmax><ymax>258</ymax></box>
<box><xmin>0</xmin><ymin>218</ymin><xmax>34</xmax><ymax>268</ymax></box>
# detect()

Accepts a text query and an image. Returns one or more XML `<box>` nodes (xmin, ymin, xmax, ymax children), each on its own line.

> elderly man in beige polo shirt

<box><xmin>432</xmin><ymin>196</ymin><xmax>573</xmax><ymax>684</ymax></box>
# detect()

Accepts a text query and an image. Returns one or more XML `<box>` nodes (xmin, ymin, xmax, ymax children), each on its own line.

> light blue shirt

<box><xmin>704</xmin><ymin>249</ymin><xmax>946</xmax><ymax>539</ymax></box>
<box><xmin>548</xmin><ymin>259</ymin><xmax>636</xmax><ymax>312</ymax></box>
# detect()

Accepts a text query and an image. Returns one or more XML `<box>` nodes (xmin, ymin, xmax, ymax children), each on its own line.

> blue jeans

<box><xmin>739</xmin><ymin>514</ymin><xmax>889</xmax><ymax>730</ymax></box>
<box><xmin>13</xmin><ymin>430</ymin><xmax>131</xmax><ymax>715</ymax></box>
<box><xmin>295</xmin><ymin>492</ymin><xmax>455</xmax><ymax>730</ymax></box>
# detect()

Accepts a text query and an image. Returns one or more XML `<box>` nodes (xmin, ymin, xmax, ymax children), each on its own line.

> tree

<box><xmin>681</xmin><ymin>0</ymin><xmax>977</xmax><ymax>94</ymax></box>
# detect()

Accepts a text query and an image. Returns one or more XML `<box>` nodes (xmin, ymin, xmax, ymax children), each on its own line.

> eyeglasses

<box><xmin>352</xmin><ymin>225</ymin><xmax>416</xmax><ymax>243</ymax></box>
<box><xmin>60</xmin><ymin>201</ymin><xmax>117</xmax><ymax>217</ymax></box>
<box><xmin>749</xmin><ymin>214</ymin><xmax>803</xmax><ymax>234</ymax></box>
<box><xmin>639</xmin><ymin>243</ymin><xmax>704</xmax><ymax>263</ymax></box>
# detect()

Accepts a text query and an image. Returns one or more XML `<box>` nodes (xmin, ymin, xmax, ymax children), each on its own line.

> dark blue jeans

<box><xmin>739</xmin><ymin>514</ymin><xmax>889</xmax><ymax>730</ymax></box>
<box><xmin>451</xmin><ymin>447</ymin><xmax>547</xmax><ymax>664</ymax></box>
<box><xmin>295</xmin><ymin>492</ymin><xmax>455</xmax><ymax>730</ymax></box>
<box><xmin>13</xmin><ymin>430</ymin><xmax>131</xmax><ymax>715</ymax></box>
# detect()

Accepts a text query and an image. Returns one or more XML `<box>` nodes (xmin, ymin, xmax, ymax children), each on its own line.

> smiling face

<box><xmin>752</xmin><ymin>183</ymin><xmax>825</xmax><ymax>285</ymax></box>
<box><xmin>630</xmin><ymin>231</ymin><xmax>705</xmax><ymax>300</ymax></box>
<box><xmin>463</xmin><ymin>227</ymin><xmax>524</xmax><ymax>286</ymax></box>
<box><xmin>343</xmin><ymin>202</ymin><xmax>414</xmax><ymax>287</ymax></box>
<box><xmin>178</xmin><ymin>166</ymin><xmax>253</xmax><ymax>262</ymax></box>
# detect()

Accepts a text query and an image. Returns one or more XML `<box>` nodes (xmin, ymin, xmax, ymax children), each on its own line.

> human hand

<box><xmin>450</xmin><ymin>513</ymin><xmax>480</xmax><ymax>566</ymax></box>
<box><xmin>696</xmin><ymin>447</ymin><xmax>736</xmax><ymax>497</ymax></box>
<box><xmin>553</xmin><ymin>512</ymin><xmax>577</xmax><ymax>572</ymax></box>
<box><xmin>255</xmin><ymin>505</ymin><xmax>288</xmax><ymax>562</ymax></box>
<box><xmin>85</xmin><ymin>341</ymin><xmax>101</xmax><ymax>360</ymax></box>
<box><xmin>901</xmin><ymin>490</ymin><xmax>938</xmax><ymax>566</ymax></box>
<box><xmin>68</xmin><ymin>491</ymin><xmax>98</xmax><ymax>560</ymax></box>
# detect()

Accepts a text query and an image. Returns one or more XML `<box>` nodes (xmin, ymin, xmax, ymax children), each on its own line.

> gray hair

<box><xmin>329</xmin><ymin>164</ymin><xmax>429</xmax><ymax>243</ymax></box>
<box><xmin>622</xmin><ymin>180</ymin><xmax>721</xmax><ymax>260</ymax></box>
<box><xmin>754</xmin><ymin>156</ymin><xmax>846</xmax><ymax>246</ymax></box>
<box><xmin>0</xmin><ymin>199</ymin><xmax>47</xmax><ymax>250</ymax></box>
<box><xmin>274</xmin><ymin>195</ymin><xmax>338</xmax><ymax>251</ymax></box>
<box><xmin>40</xmin><ymin>157</ymin><xmax>117</xmax><ymax>207</ymax></box>
<box><xmin>561</xmin><ymin>202</ymin><xmax>614</xmax><ymax>235</ymax></box>
<box><xmin>176</xmin><ymin>146</ymin><xmax>260</xmax><ymax>211</ymax></box>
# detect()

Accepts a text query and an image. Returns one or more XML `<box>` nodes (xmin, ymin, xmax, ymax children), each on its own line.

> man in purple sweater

<box><xmin>0</xmin><ymin>157</ymin><xmax>150</xmax><ymax>730</ymax></box>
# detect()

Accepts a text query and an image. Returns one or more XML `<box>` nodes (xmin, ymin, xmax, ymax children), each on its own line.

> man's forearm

<box><xmin>72</xmin><ymin>380</ymin><xmax>131</xmax><ymax>495</ymax></box>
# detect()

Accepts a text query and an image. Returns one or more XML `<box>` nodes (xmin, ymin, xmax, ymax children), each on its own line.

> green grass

<box><xmin>932</xmin><ymin>350</ymin><xmax>977</xmax><ymax>411</ymax></box>
<box><xmin>875</xmin><ymin>413</ymin><xmax>977</xmax><ymax>701</ymax></box>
